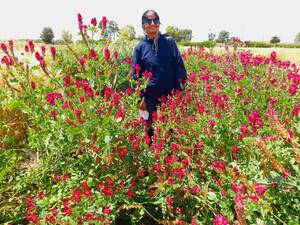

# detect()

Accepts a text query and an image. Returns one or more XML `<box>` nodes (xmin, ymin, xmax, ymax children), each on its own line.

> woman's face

<box><xmin>143</xmin><ymin>11</ymin><xmax>160</xmax><ymax>38</ymax></box>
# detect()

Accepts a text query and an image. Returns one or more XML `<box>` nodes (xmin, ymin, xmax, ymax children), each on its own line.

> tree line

<box><xmin>39</xmin><ymin>20</ymin><xmax>300</xmax><ymax>44</ymax></box>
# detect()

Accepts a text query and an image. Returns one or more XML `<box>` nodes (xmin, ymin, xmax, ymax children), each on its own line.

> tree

<box><xmin>40</xmin><ymin>27</ymin><xmax>55</xmax><ymax>44</ymax></box>
<box><xmin>270</xmin><ymin>36</ymin><xmax>280</xmax><ymax>44</ymax></box>
<box><xmin>165</xmin><ymin>26</ymin><xmax>192</xmax><ymax>42</ymax></box>
<box><xmin>118</xmin><ymin>25</ymin><xmax>136</xmax><ymax>41</ymax></box>
<box><xmin>165</xmin><ymin>26</ymin><xmax>181</xmax><ymax>42</ymax></box>
<box><xmin>294</xmin><ymin>33</ymin><xmax>300</xmax><ymax>44</ymax></box>
<box><xmin>217</xmin><ymin>30</ymin><xmax>230</xmax><ymax>43</ymax></box>
<box><xmin>61</xmin><ymin>30</ymin><xmax>73</xmax><ymax>43</ymax></box>
<box><xmin>208</xmin><ymin>33</ymin><xmax>216</xmax><ymax>41</ymax></box>
<box><xmin>179</xmin><ymin>29</ymin><xmax>192</xmax><ymax>42</ymax></box>
<box><xmin>99</xmin><ymin>20</ymin><xmax>120</xmax><ymax>40</ymax></box>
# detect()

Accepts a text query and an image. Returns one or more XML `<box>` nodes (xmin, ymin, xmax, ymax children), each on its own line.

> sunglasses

<box><xmin>143</xmin><ymin>17</ymin><xmax>160</xmax><ymax>24</ymax></box>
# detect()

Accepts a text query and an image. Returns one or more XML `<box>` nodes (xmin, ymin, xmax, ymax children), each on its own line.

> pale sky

<box><xmin>0</xmin><ymin>0</ymin><xmax>299</xmax><ymax>43</ymax></box>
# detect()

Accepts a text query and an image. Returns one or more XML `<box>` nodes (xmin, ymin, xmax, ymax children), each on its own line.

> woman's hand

<box><xmin>180</xmin><ymin>82</ymin><xmax>185</xmax><ymax>90</ymax></box>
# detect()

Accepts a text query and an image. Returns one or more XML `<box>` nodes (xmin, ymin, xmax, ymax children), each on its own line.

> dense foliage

<box><xmin>0</xmin><ymin>14</ymin><xmax>299</xmax><ymax>225</ymax></box>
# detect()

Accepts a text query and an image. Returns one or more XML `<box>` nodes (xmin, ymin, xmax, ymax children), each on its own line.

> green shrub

<box><xmin>178</xmin><ymin>40</ymin><xmax>217</xmax><ymax>48</ymax></box>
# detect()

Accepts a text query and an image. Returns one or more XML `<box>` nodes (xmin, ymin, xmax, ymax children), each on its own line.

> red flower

<box><xmin>103</xmin><ymin>48</ymin><xmax>110</xmax><ymax>62</ymax></box>
<box><xmin>101</xmin><ymin>16</ymin><xmax>107</xmax><ymax>34</ymax></box>
<box><xmin>35</xmin><ymin>52</ymin><xmax>43</xmax><ymax>61</ymax></box>
<box><xmin>31</xmin><ymin>81</ymin><xmax>36</xmax><ymax>90</ymax></box>
<box><xmin>113</xmin><ymin>51</ymin><xmax>118</xmax><ymax>59</ymax></box>
<box><xmin>211</xmin><ymin>161</ymin><xmax>226</xmax><ymax>172</ymax></box>
<box><xmin>91</xmin><ymin>17</ymin><xmax>97</xmax><ymax>26</ymax></box>
<box><xmin>127</xmin><ymin>189</ymin><xmax>134</xmax><ymax>199</ymax></box>
<box><xmin>41</xmin><ymin>45</ymin><xmax>46</xmax><ymax>56</ymax></box>
<box><xmin>79</xmin><ymin>57</ymin><xmax>85</xmax><ymax>66</ymax></box>
<box><xmin>89</xmin><ymin>48</ymin><xmax>98</xmax><ymax>59</ymax></box>
<box><xmin>50</xmin><ymin>47</ymin><xmax>56</xmax><ymax>60</ymax></box>
<box><xmin>38</xmin><ymin>191</ymin><xmax>44</xmax><ymax>200</ymax></box>
<box><xmin>8</xmin><ymin>40</ymin><xmax>13</xmax><ymax>47</ymax></box>
<box><xmin>24</xmin><ymin>45</ymin><xmax>29</xmax><ymax>52</ymax></box>
<box><xmin>255</xmin><ymin>182</ymin><xmax>267</xmax><ymax>197</ymax></box>
<box><xmin>26</xmin><ymin>213</ymin><xmax>39</xmax><ymax>223</ymax></box>
<box><xmin>232</xmin><ymin>145</ymin><xmax>239</xmax><ymax>158</ymax></box>
<box><xmin>54</xmin><ymin>174</ymin><xmax>62</xmax><ymax>182</ymax></box>
<box><xmin>71</xmin><ymin>189</ymin><xmax>81</xmax><ymax>203</ymax></box>
<box><xmin>166</xmin><ymin>195</ymin><xmax>174</xmax><ymax>207</ymax></box>
<box><xmin>1</xmin><ymin>43</ymin><xmax>7</xmax><ymax>52</ymax></box>
<box><xmin>292</xmin><ymin>105</ymin><xmax>300</xmax><ymax>116</ymax></box>
<box><xmin>102</xmin><ymin>186</ymin><xmax>114</xmax><ymax>196</ymax></box>
<box><xmin>28</xmin><ymin>41</ymin><xmax>35</xmax><ymax>52</ymax></box>
<box><xmin>103</xmin><ymin>206</ymin><xmax>110</xmax><ymax>216</ymax></box>
<box><xmin>135</xmin><ymin>64</ymin><xmax>141</xmax><ymax>74</ymax></box>
<box><xmin>77</xmin><ymin>13</ymin><xmax>83</xmax><ymax>23</ymax></box>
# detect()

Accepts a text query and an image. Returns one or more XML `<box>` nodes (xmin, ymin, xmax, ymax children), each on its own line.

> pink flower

<box><xmin>38</xmin><ymin>191</ymin><xmax>44</xmax><ymax>200</ymax></box>
<box><xmin>289</xmin><ymin>84</ymin><xmax>298</xmax><ymax>95</ymax></box>
<box><xmin>77</xmin><ymin>13</ymin><xmax>83</xmax><ymax>24</ymax></box>
<box><xmin>211</xmin><ymin>161</ymin><xmax>226</xmax><ymax>172</ymax></box>
<box><xmin>103</xmin><ymin>206</ymin><xmax>110</xmax><ymax>216</ymax></box>
<box><xmin>91</xmin><ymin>17</ymin><xmax>97</xmax><ymax>26</ymax></box>
<box><xmin>26</xmin><ymin>213</ymin><xmax>39</xmax><ymax>223</ymax></box>
<box><xmin>75</xmin><ymin>108</ymin><xmax>82</xmax><ymax>121</ymax></box>
<box><xmin>166</xmin><ymin>195</ymin><xmax>174</xmax><ymax>206</ymax></box>
<box><xmin>270</xmin><ymin>51</ymin><xmax>277</xmax><ymax>61</ymax></box>
<box><xmin>79</xmin><ymin>57</ymin><xmax>85</xmax><ymax>66</ymax></box>
<box><xmin>248</xmin><ymin>109</ymin><xmax>263</xmax><ymax>130</ymax></box>
<box><xmin>213</xmin><ymin>214</ymin><xmax>229</xmax><ymax>225</ymax></box>
<box><xmin>255</xmin><ymin>182</ymin><xmax>267</xmax><ymax>196</ymax></box>
<box><xmin>269</xmin><ymin>97</ymin><xmax>277</xmax><ymax>105</ymax></box>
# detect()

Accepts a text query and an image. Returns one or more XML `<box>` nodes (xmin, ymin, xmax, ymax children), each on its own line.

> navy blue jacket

<box><xmin>132</xmin><ymin>34</ymin><xmax>187</xmax><ymax>99</ymax></box>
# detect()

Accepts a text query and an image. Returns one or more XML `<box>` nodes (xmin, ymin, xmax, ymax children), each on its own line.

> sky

<box><xmin>0</xmin><ymin>0</ymin><xmax>299</xmax><ymax>43</ymax></box>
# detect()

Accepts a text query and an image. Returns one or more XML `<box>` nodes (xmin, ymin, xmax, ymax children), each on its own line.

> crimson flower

<box><xmin>28</xmin><ymin>41</ymin><xmax>35</xmax><ymax>52</ymax></box>
<box><xmin>101</xmin><ymin>16</ymin><xmax>107</xmax><ymax>34</ymax></box>
<box><xmin>255</xmin><ymin>182</ymin><xmax>267</xmax><ymax>197</ymax></box>
<box><xmin>166</xmin><ymin>195</ymin><xmax>174</xmax><ymax>207</ymax></box>
<box><xmin>8</xmin><ymin>40</ymin><xmax>13</xmax><ymax>47</ymax></box>
<box><xmin>91</xmin><ymin>17</ymin><xmax>97</xmax><ymax>26</ymax></box>
<box><xmin>30</xmin><ymin>81</ymin><xmax>36</xmax><ymax>90</ymax></box>
<box><xmin>103</xmin><ymin>48</ymin><xmax>110</xmax><ymax>62</ymax></box>
<box><xmin>213</xmin><ymin>214</ymin><xmax>229</xmax><ymax>225</ymax></box>
<box><xmin>127</xmin><ymin>189</ymin><xmax>134</xmax><ymax>199</ymax></box>
<box><xmin>50</xmin><ymin>47</ymin><xmax>56</xmax><ymax>60</ymax></box>
<box><xmin>103</xmin><ymin>206</ymin><xmax>110</xmax><ymax>216</ymax></box>
<box><xmin>1</xmin><ymin>43</ymin><xmax>7</xmax><ymax>52</ymax></box>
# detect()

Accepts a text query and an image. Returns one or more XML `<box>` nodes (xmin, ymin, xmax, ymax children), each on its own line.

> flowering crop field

<box><xmin>0</xmin><ymin>15</ymin><xmax>300</xmax><ymax>225</ymax></box>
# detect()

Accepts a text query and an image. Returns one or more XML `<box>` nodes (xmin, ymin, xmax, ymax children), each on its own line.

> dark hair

<box><xmin>141</xmin><ymin>10</ymin><xmax>160</xmax><ymax>25</ymax></box>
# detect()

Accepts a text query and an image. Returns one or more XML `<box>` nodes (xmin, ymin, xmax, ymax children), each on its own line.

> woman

<box><xmin>132</xmin><ymin>9</ymin><xmax>187</xmax><ymax>133</ymax></box>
